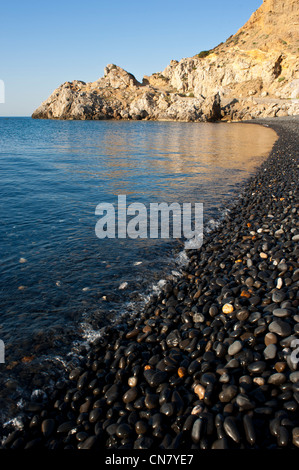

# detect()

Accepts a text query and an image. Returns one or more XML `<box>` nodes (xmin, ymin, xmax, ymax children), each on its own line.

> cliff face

<box><xmin>32</xmin><ymin>0</ymin><xmax>299</xmax><ymax>121</ymax></box>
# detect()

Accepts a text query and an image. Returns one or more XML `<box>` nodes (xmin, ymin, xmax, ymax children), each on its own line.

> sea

<box><xmin>0</xmin><ymin>117</ymin><xmax>276</xmax><ymax>425</ymax></box>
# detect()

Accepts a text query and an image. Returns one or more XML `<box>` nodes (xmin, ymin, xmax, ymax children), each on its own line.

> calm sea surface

<box><xmin>0</xmin><ymin>117</ymin><xmax>276</xmax><ymax>418</ymax></box>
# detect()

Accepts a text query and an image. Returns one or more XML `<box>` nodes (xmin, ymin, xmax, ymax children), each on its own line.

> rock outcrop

<box><xmin>32</xmin><ymin>0</ymin><xmax>299</xmax><ymax>122</ymax></box>
<box><xmin>32</xmin><ymin>64</ymin><xmax>222</xmax><ymax>122</ymax></box>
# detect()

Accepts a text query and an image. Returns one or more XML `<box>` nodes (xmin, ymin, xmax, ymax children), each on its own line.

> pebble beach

<box><xmin>1</xmin><ymin>116</ymin><xmax>298</xmax><ymax>451</ymax></box>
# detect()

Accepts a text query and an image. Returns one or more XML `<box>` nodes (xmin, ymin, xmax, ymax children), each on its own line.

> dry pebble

<box><xmin>222</xmin><ymin>304</ymin><xmax>234</xmax><ymax>314</ymax></box>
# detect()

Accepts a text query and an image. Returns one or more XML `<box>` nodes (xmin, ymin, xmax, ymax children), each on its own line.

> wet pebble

<box><xmin>264</xmin><ymin>332</ymin><xmax>277</xmax><ymax>345</ymax></box>
<box><xmin>222</xmin><ymin>304</ymin><xmax>234</xmax><ymax>314</ymax></box>
<box><xmin>3</xmin><ymin>123</ymin><xmax>299</xmax><ymax>451</ymax></box>
<box><xmin>247</xmin><ymin>361</ymin><xmax>267</xmax><ymax>374</ymax></box>
<box><xmin>243</xmin><ymin>414</ymin><xmax>256</xmax><ymax>445</ymax></box>
<box><xmin>77</xmin><ymin>436</ymin><xmax>98</xmax><ymax>449</ymax></box>
<box><xmin>219</xmin><ymin>385</ymin><xmax>238</xmax><ymax>403</ymax></box>
<box><xmin>269</xmin><ymin>320</ymin><xmax>292</xmax><ymax>337</ymax></box>
<box><xmin>292</xmin><ymin>428</ymin><xmax>299</xmax><ymax>448</ymax></box>
<box><xmin>223</xmin><ymin>417</ymin><xmax>241</xmax><ymax>443</ymax></box>
<box><xmin>144</xmin><ymin>370</ymin><xmax>168</xmax><ymax>387</ymax></box>
<box><xmin>193</xmin><ymin>384</ymin><xmax>205</xmax><ymax>400</ymax></box>
<box><xmin>41</xmin><ymin>419</ymin><xmax>55</xmax><ymax>438</ymax></box>
<box><xmin>272</xmin><ymin>290</ymin><xmax>286</xmax><ymax>303</ymax></box>
<box><xmin>135</xmin><ymin>420</ymin><xmax>149</xmax><ymax>435</ymax></box>
<box><xmin>160</xmin><ymin>403</ymin><xmax>175</xmax><ymax>416</ymax></box>
<box><xmin>57</xmin><ymin>421</ymin><xmax>76</xmax><ymax>434</ymax></box>
<box><xmin>268</xmin><ymin>373</ymin><xmax>286</xmax><ymax>385</ymax></box>
<box><xmin>273</xmin><ymin>308</ymin><xmax>290</xmax><ymax>318</ymax></box>
<box><xmin>123</xmin><ymin>387</ymin><xmax>138</xmax><ymax>404</ymax></box>
<box><xmin>116</xmin><ymin>424</ymin><xmax>133</xmax><ymax>439</ymax></box>
<box><xmin>228</xmin><ymin>340</ymin><xmax>242</xmax><ymax>356</ymax></box>
<box><xmin>236</xmin><ymin>394</ymin><xmax>254</xmax><ymax>410</ymax></box>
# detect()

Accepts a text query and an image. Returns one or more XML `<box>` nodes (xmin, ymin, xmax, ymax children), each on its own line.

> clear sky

<box><xmin>0</xmin><ymin>0</ymin><xmax>262</xmax><ymax>116</ymax></box>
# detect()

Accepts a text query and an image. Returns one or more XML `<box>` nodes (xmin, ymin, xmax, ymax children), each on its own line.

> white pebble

<box><xmin>128</xmin><ymin>377</ymin><xmax>138</xmax><ymax>387</ymax></box>
<box><xmin>276</xmin><ymin>278</ymin><xmax>283</xmax><ymax>289</ymax></box>
<box><xmin>19</xmin><ymin>258</ymin><xmax>27</xmax><ymax>263</ymax></box>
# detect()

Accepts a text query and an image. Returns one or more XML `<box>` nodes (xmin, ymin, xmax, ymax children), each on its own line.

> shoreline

<box><xmin>1</xmin><ymin>115</ymin><xmax>298</xmax><ymax>450</ymax></box>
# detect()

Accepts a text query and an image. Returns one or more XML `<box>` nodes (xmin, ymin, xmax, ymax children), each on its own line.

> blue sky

<box><xmin>0</xmin><ymin>0</ymin><xmax>262</xmax><ymax>116</ymax></box>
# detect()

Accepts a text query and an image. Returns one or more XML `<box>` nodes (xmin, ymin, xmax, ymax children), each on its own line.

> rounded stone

<box><xmin>228</xmin><ymin>340</ymin><xmax>243</xmax><ymax>356</ymax></box>
<box><xmin>200</xmin><ymin>372</ymin><xmax>216</xmax><ymax>386</ymax></box>
<box><xmin>243</xmin><ymin>414</ymin><xmax>256</xmax><ymax>446</ymax></box>
<box><xmin>57</xmin><ymin>421</ymin><xmax>76</xmax><ymax>434</ymax></box>
<box><xmin>273</xmin><ymin>308</ymin><xmax>290</xmax><ymax>318</ymax></box>
<box><xmin>274</xmin><ymin>362</ymin><xmax>286</xmax><ymax>372</ymax></box>
<box><xmin>116</xmin><ymin>424</ymin><xmax>132</xmax><ymax>439</ymax></box>
<box><xmin>267</xmin><ymin>373</ymin><xmax>286</xmax><ymax>385</ymax></box>
<box><xmin>272</xmin><ymin>291</ymin><xmax>286</xmax><ymax>303</ymax></box>
<box><xmin>236</xmin><ymin>394</ymin><xmax>254</xmax><ymax>410</ymax></box>
<box><xmin>89</xmin><ymin>408</ymin><xmax>102</xmax><ymax>423</ymax></box>
<box><xmin>269</xmin><ymin>320</ymin><xmax>292</xmax><ymax>337</ymax></box>
<box><xmin>41</xmin><ymin>419</ymin><xmax>55</xmax><ymax>438</ymax></box>
<box><xmin>77</xmin><ymin>436</ymin><xmax>98</xmax><ymax>450</ymax></box>
<box><xmin>222</xmin><ymin>304</ymin><xmax>234</xmax><ymax>314</ymax></box>
<box><xmin>247</xmin><ymin>361</ymin><xmax>266</xmax><ymax>374</ymax></box>
<box><xmin>128</xmin><ymin>377</ymin><xmax>138</xmax><ymax>387</ymax></box>
<box><xmin>144</xmin><ymin>393</ymin><xmax>159</xmax><ymax>410</ymax></box>
<box><xmin>135</xmin><ymin>420</ymin><xmax>149</xmax><ymax>435</ymax></box>
<box><xmin>76</xmin><ymin>432</ymin><xmax>89</xmax><ymax>442</ymax></box>
<box><xmin>236</xmin><ymin>310</ymin><xmax>249</xmax><ymax>321</ymax></box>
<box><xmin>223</xmin><ymin>417</ymin><xmax>241</xmax><ymax>443</ymax></box>
<box><xmin>277</xmin><ymin>426</ymin><xmax>289</xmax><ymax>447</ymax></box>
<box><xmin>292</xmin><ymin>428</ymin><xmax>299</xmax><ymax>448</ymax></box>
<box><xmin>264</xmin><ymin>344</ymin><xmax>277</xmax><ymax>360</ymax></box>
<box><xmin>193</xmin><ymin>384</ymin><xmax>205</xmax><ymax>400</ymax></box>
<box><xmin>290</xmin><ymin>372</ymin><xmax>299</xmax><ymax>383</ymax></box>
<box><xmin>264</xmin><ymin>333</ymin><xmax>277</xmax><ymax>346</ymax></box>
<box><xmin>219</xmin><ymin>385</ymin><xmax>238</xmax><ymax>403</ymax></box>
<box><xmin>160</xmin><ymin>402</ymin><xmax>175</xmax><ymax>416</ymax></box>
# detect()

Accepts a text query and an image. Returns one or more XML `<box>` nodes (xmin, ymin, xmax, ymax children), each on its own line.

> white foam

<box><xmin>77</xmin><ymin>322</ymin><xmax>107</xmax><ymax>346</ymax></box>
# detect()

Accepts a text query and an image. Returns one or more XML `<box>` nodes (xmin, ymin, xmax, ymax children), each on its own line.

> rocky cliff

<box><xmin>32</xmin><ymin>0</ymin><xmax>299</xmax><ymax>121</ymax></box>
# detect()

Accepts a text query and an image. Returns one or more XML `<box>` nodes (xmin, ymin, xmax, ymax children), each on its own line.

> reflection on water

<box><xmin>52</xmin><ymin>121</ymin><xmax>276</xmax><ymax>200</ymax></box>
